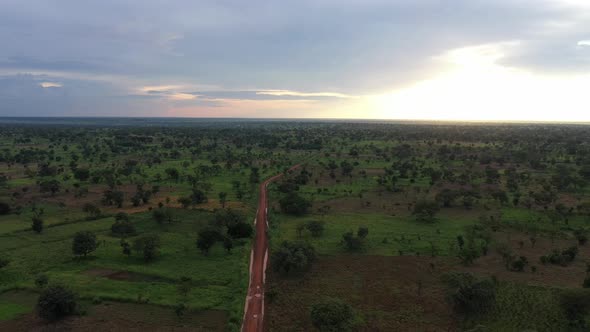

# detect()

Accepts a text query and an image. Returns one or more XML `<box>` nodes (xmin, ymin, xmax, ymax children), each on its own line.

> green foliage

<box><xmin>35</xmin><ymin>274</ymin><xmax>49</xmax><ymax>288</ymax></box>
<box><xmin>560</xmin><ymin>289</ymin><xmax>590</xmax><ymax>329</ymax></box>
<box><xmin>72</xmin><ymin>231</ymin><xmax>98</xmax><ymax>257</ymax></box>
<box><xmin>443</xmin><ymin>272</ymin><xmax>496</xmax><ymax>316</ymax></box>
<box><xmin>111</xmin><ymin>220</ymin><xmax>136</xmax><ymax>237</ymax></box>
<box><xmin>540</xmin><ymin>246</ymin><xmax>578</xmax><ymax>266</ymax></box>
<box><xmin>0</xmin><ymin>201</ymin><xmax>10</xmax><ymax>215</ymax></box>
<box><xmin>412</xmin><ymin>200</ymin><xmax>440</xmax><ymax>222</ymax></box>
<box><xmin>132</xmin><ymin>235</ymin><xmax>161</xmax><ymax>262</ymax></box>
<box><xmin>272</xmin><ymin>241</ymin><xmax>316</xmax><ymax>275</ymax></box>
<box><xmin>197</xmin><ymin>228</ymin><xmax>223</xmax><ymax>255</ymax></box>
<box><xmin>39</xmin><ymin>179</ymin><xmax>61</xmax><ymax>195</ymax></box>
<box><xmin>279</xmin><ymin>192</ymin><xmax>311</xmax><ymax>216</ymax></box>
<box><xmin>310</xmin><ymin>298</ymin><xmax>355</xmax><ymax>332</ymax></box>
<box><xmin>37</xmin><ymin>285</ymin><xmax>78</xmax><ymax>321</ymax></box>
<box><xmin>153</xmin><ymin>208</ymin><xmax>174</xmax><ymax>224</ymax></box>
<box><xmin>31</xmin><ymin>216</ymin><xmax>44</xmax><ymax>233</ymax></box>
<box><xmin>223</xmin><ymin>237</ymin><xmax>234</xmax><ymax>253</ymax></box>
<box><xmin>305</xmin><ymin>220</ymin><xmax>325</xmax><ymax>237</ymax></box>
<box><xmin>73</xmin><ymin>168</ymin><xmax>90</xmax><ymax>181</ymax></box>
<box><xmin>357</xmin><ymin>226</ymin><xmax>368</xmax><ymax>239</ymax></box>
<box><xmin>82</xmin><ymin>203</ymin><xmax>102</xmax><ymax>219</ymax></box>
<box><xmin>0</xmin><ymin>257</ymin><xmax>9</xmax><ymax>269</ymax></box>
<box><xmin>215</xmin><ymin>209</ymin><xmax>252</xmax><ymax>239</ymax></box>
<box><xmin>457</xmin><ymin>247</ymin><xmax>481</xmax><ymax>266</ymax></box>
<box><xmin>190</xmin><ymin>188</ymin><xmax>208</xmax><ymax>205</ymax></box>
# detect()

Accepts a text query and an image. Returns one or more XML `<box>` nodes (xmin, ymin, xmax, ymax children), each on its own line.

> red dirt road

<box><xmin>242</xmin><ymin>165</ymin><xmax>300</xmax><ymax>332</ymax></box>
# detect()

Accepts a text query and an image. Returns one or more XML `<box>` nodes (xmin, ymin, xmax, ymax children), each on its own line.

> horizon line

<box><xmin>0</xmin><ymin>116</ymin><xmax>589</xmax><ymax>126</ymax></box>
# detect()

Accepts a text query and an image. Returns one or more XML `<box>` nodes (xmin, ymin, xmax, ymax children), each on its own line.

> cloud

<box><xmin>578</xmin><ymin>40</ymin><xmax>590</xmax><ymax>46</ymax></box>
<box><xmin>39</xmin><ymin>82</ymin><xmax>62</xmax><ymax>88</ymax></box>
<box><xmin>0</xmin><ymin>1</ymin><xmax>589</xmax><ymax>118</ymax></box>
<box><xmin>255</xmin><ymin>90</ymin><xmax>356</xmax><ymax>99</ymax></box>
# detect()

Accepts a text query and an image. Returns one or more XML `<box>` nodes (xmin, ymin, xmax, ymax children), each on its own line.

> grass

<box><xmin>270</xmin><ymin>211</ymin><xmax>477</xmax><ymax>256</ymax></box>
<box><xmin>471</xmin><ymin>283</ymin><xmax>570</xmax><ymax>331</ymax></box>
<box><xmin>0</xmin><ymin>302</ymin><xmax>29</xmax><ymax>320</ymax></box>
<box><xmin>0</xmin><ymin>208</ymin><xmax>250</xmax><ymax>329</ymax></box>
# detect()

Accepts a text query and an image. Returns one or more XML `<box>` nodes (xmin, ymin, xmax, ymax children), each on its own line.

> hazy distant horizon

<box><xmin>0</xmin><ymin>116</ymin><xmax>589</xmax><ymax>126</ymax></box>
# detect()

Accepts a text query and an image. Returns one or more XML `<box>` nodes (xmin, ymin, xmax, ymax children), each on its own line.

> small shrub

<box><xmin>560</xmin><ymin>289</ymin><xmax>590</xmax><ymax>329</ymax></box>
<box><xmin>133</xmin><ymin>235</ymin><xmax>161</xmax><ymax>262</ymax></box>
<box><xmin>111</xmin><ymin>221</ymin><xmax>136</xmax><ymax>237</ymax></box>
<box><xmin>442</xmin><ymin>272</ymin><xmax>496</xmax><ymax>316</ymax></box>
<box><xmin>357</xmin><ymin>226</ymin><xmax>369</xmax><ymax>239</ymax></box>
<box><xmin>272</xmin><ymin>241</ymin><xmax>316</xmax><ymax>274</ymax></box>
<box><xmin>37</xmin><ymin>285</ymin><xmax>78</xmax><ymax>321</ymax></box>
<box><xmin>72</xmin><ymin>231</ymin><xmax>98</xmax><ymax>257</ymax></box>
<box><xmin>35</xmin><ymin>274</ymin><xmax>49</xmax><ymax>288</ymax></box>
<box><xmin>0</xmin><ymin>257</ymin><xmax>9</xmax><ymax>269</ymax></box>
<box><xmin>510</xmin><ymin>256</ymin><xmax>528</xmax><ymax>272</ymax></box>
<box><xmin>541</xmin><ymin>246</ymin><xmax>578</xmax><ymax>266</ymax></box>
<box><xmin>306</xmin><ymin>220</ymin><xmax>325</xmax><ymax>237</ymax></box>
<box><xmin>310</xmin><ymin>298</ymin><xmax>355</xmax><ymax>332</ymax></box>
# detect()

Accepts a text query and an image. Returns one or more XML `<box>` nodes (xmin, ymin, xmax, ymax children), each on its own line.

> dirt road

<box><xmin>241</xmin><ymin>165</ymin><xmax>299</xmax><ymax>332</ymax></box>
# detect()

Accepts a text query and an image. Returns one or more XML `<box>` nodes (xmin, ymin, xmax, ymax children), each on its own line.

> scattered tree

<box><xmin>72</xmin><ymin>231</ymin><xmax>98</xmax><ymax>257</ymax></box>
<box><xmin>37</xmin><ymin>285</ymin><xmax>78</xmax><ymax>321</ymax></box>
<box><xmin>310</xmin><ymin>298</ymin><xmax>355</xmax><ymax>332</ymax></box>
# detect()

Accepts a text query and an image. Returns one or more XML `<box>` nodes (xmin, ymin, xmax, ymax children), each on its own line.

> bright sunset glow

<box><xmin>371</xmin><ymin>44</ymin><xmax>590</xmax><ymax>121</ymax></box>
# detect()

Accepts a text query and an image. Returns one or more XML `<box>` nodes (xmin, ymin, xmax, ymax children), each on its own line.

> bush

<box><xmin>133</xmin><ymin>235</ymin><xmax>161</xmax><ymax>262</ymax></box>
<box><xmin>342</xmin><ymin>232</ymin><xmax>363</xmax><ymax>251</ymax></box>
<box><xmin>457</xmin><ymin>247</ymin><xmax>480</xmax><ymax>266</ymax></box>
<box><xmin>32</xmin><ymin>216</ymin><xmax>44</xmax><ymax>233</ymax></box>
<box><xmin>342</xmin><ymin>227</ymin><xmax>368</xmax><ymax>251</ymax></box>
<box><xmin>72</xmin><ymin>231</ymin><xmax>98</xmax><ymax>257</ymax></box>
<box><xmin>310</xmin><ymin>298</ymin><xmax>355</xmax><ymax>332</ymax></box>
<box><xmin>560</xmin><ymin>289</ymin><xmax>590</xmax><ymax>329</ymax></box>
<box><xmin>272</xmin><ymin>241</ymin><xmax>316</xmax><ymax>274</ymax></box>
<box><xmin>153</xmin><ymin>208</ymin><xmax>174</xmax><ymax>224</ymax></box>
<box><xmin>0</xmin><ymin>201</ymin><xmax>10</xmax><ymax>215</ymax></box>
<box><xmin>0</xmin><ymin>257</ymin><xmax>9</xmax><ymax>269</ymax></box>
<box><xmin>541</xmin><ymin>246</ymin><xmax>578</xmax><ymax>266</ymax></box>
<box><xmin>111</xmin><ymin>221</ymin><xmax>136</xmax><ymax>237</ymax></box>
<box><xmin>279</xmin><ymin>193</ymin><xmax>311</xmax><ymax>216</ymax></box>
<box><xmin>35</xmin><ymin>274</ymin><xmax>49</xmax><ymax>288</ymax></box>
<box><xmin>575</xmin><ymin>229</ymin><xmax>588</xmax><ymax>246</ymax></box>
<box><xmin>115</xmin><ymin>212</ymin><xmax>129</xmax><ymax>222</ymax></box>
<box><xmin>357</xmin><ymin>226</ymin><xmax>368</xmax><ymax>239</ymax></box>
<box><xmin>443</xmin><ymin>272</ymin><xmax>496</xmax><ymax>316</ymax></box>
<box><xmin>412</xmin><ymin>200</ymin><xmax>440</xmax><ymax>222</ymax></box>
<box><xmin>37</xmin><ymin>285</ymin><xmax>78</xmax><ymax>321</ymax></box>
<box><xmin>306</xmin><ymin>220</ymin><xmax>325</xmax><ymax>237</ymax></box>
<box><xmin>510</xmin><ymin>256</ymin><xmax>528</xmax><ymax>272</ymax></box>
<box><xmin>197</xmin><ymin>228</ymin><xmax>223</xmax><ymax>255</ymax></box>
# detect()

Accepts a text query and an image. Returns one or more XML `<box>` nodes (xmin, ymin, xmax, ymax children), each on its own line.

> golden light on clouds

<box><xmin>39</xmin><ymin>82</ymin><xmax>62</xmax><ymax>88</ymax></box>
<box><xmin>255</xmin><ymin>90</ymin><xmax>356</xmax><ymax>99</ymax></box>
<box><xmin>369</xmin><ymin>43</ymin><xmax>590</xmax><ymax>122</ymax></box>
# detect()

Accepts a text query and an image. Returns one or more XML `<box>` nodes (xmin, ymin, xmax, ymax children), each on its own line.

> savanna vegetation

<box><xmin>1</xmin><ymin>118</ymin><xmax>590</xmax><ymax>331</ymax></box>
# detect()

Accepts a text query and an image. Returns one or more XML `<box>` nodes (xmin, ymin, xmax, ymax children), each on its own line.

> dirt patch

<box><xmin>83</xmin><ymin>268</ymin><xmax>171</xmax><ymax>283</ymax></box>
<box><xmin>457</xmin><ymin>230</ymin><xmax>590</xmax><ymax>288</ymax></box>
<box><xmin>313</xmin><ymin>190</ymin><xmax>415</xmax><ymax>216</ymax></box>
<box><xmin>266</xmin><ymin>255</ymin><xmax>457</xmax><ymax>332</ymax></box>
<box><xmin>0</xmin><ymin>301</ymin><xmax>227</xmax><ymax>332</ymax></box>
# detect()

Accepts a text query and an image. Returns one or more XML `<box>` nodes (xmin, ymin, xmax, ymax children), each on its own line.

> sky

<box><xmin>0</xmin><ymin>0</ymin><xmax>589</xmax><ymax>121</ymax></box>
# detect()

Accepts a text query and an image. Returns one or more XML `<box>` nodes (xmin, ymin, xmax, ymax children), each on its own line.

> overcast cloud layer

<box><xmin>0</xmin><ymin>0</ymin><xmax>589</xmax><ymax>119</ymax></box>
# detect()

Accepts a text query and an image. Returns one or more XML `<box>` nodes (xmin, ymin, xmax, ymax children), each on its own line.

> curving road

<box><xmin>242</xmin><ymin>165</ymin><xmax>300</xmax><ymax>332</ymax></box>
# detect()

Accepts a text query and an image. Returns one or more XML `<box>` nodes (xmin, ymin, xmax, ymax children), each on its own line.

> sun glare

<box><xmin>371</xmin><ymin>43</ymin><xmax>590</xmax><ymax>122</ymax></box>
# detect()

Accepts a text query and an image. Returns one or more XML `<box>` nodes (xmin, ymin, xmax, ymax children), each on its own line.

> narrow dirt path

<box><xmin>241</xmin><ymin>165</ymin><xmax>300</xmax><ymax>332</ymax></box>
